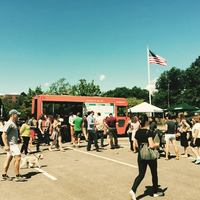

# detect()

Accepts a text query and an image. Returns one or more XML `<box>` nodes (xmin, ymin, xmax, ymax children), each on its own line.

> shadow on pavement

<box><xmin>24</xmin><ymin>171</ymin><xmax>42</xmax><ymax>179</ymax></box>
<box><xmin>137</xmin><ymin>185</ymin><xmax>168</xmax><ymax>199</ymax></box>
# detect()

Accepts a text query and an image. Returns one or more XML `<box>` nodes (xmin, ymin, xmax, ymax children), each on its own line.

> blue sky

<box><xmin>0</xmin><ymin>0</ymin><xmax>200</xmax><ymax>95</ymax></box>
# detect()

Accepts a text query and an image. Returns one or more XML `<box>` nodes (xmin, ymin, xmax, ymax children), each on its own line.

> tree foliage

<box><xmin>153</xmin><ymin>56</ymin><xmax>200</xmax><ymax>108</ymax></box>
<box><xmin>45</xmin><ymin>78</ymin><xmax>71</xmax><ymax>95</ymax></box>
<box><xmin>2</xmin><ymin>86</ymin><xmax>43</xmax><ymax>119</ymax></box>
<box><xmin>101</xmin><ymin>86</ymin><xmax>149</xmax><ymax>101</ymax></box>
<box><xmin>126</xmin><ymin>97</ymin><xmax>144</xmax><ymax>108</ymax></box>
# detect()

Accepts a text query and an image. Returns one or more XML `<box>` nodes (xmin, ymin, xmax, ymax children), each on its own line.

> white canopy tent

<box><xmin>129</xmin><ymin>102</ymin><xmax>163</xmax><ymax>114</ymax></box>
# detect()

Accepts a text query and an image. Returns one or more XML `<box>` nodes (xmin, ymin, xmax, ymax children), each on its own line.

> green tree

<box><xmin>183</xmin><ymin>56</ymin><xmax>200</xmax><ymax>107</ymax></box>
<box><xmin>46</xmin><ymin>78</ymin><xmax>71</xmax><ymax>95</ymax></box>
<box><xmin>126</xmin><ymin>97</ymin><xmax>144</xmax><ymax>108</ymax></box>
<box><xmin>153</xmin><ymin>67</ymin><xmax>185</xmax><ymax>108</ymax></box>
<box><xmin>70</xmin><ymin>79</ymin><xmax>101</xmax><ymax>96</ymax></box>
<box><xmin>101</xmin><ymin>86</ymin><xmax>148</xmax><ymax>101</ymax></box>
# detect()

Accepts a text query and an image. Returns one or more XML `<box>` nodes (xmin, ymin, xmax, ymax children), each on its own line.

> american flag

<box><xmin>149</xmin><ymin>50</ymin><xmax>167</xmax><ymax>67</ymax></box>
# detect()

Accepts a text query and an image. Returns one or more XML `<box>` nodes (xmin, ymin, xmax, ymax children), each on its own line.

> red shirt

<box><xmin>106</xmin><ymin>116</ymin><xmax>118</xmax><ymax>127</ymax></box>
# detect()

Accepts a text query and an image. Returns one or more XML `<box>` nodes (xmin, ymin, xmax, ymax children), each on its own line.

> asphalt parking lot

<box><xmin>0</xmin><ymin>136</ymin><xmax>199</xmax><ymax>200</ymax></box>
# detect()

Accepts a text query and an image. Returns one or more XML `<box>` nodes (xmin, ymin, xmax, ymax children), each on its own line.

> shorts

<box><xmin>190</xmin><ymin>138</ymin><xmax>200</xmax><ymax>147</ymax></box>
<box><xmin>30</xmin><ymin>130</ymin><xmax>35</xmax><ymax>138</ymax></box>
<box><xmin>73</xmin><ymin>130</ymin><xmax>82</xmax><ymax>139</ymax></box>
<box><xmin>7</xmin><ymin>144</ymin><xmax>21</xmax><ymax>156</ymax></box>
<box><xmin>165</xmin><ymin>134</ymin><xmax>176</xmax><ymax>142</ymax></box>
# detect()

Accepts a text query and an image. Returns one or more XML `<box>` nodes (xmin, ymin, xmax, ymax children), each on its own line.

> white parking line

<box><xmin>68</xmin><ymin>147</ymin><xmax>138</xmax><ymax>169</ymax></box>
<box><xmin>34</xmin><ymin>167</ymin><xmax>58</xmax><ymax>181</ymax></box>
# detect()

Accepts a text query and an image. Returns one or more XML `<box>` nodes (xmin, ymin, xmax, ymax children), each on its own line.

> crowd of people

<box><xmin>1</xmin><ymin>108</ymin><xmax>200</xmax><ymax>197</ymax></box>
<box><xmin>128</xmin><ymin>112</ymin><xmax>200</xmax><ymax>200</ymax></box>
<box><xmin>0</xmin><ymin>109</ymin><xmax>120</xmax><ymax>182</ymax></box>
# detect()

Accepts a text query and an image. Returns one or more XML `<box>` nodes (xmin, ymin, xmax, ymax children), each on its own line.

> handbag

<box><xmin>139</xmin><ymin>130</ymin><xmax>159</xmax><ymax>160</ymax></box>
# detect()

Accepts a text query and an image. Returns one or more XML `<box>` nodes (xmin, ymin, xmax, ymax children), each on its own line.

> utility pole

<box><xmin>168</xmin><ymin>83</ymin><xmax>170</xmax><ymax>107</ymax></box>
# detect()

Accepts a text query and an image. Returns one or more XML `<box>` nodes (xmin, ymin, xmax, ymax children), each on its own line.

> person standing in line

<box><xmin>189</xmin><ymin>115</ymin><xmax>200</xmax><ymax>164</ymax></box>
<box><xmin>44</xmin><ymin>115</ymin><xmax>50</xmax><ymax>146</ymax></box>
<box><xmin>129</xmin><ymin>115</ymin><xmax>163</xmax><ymax>200</ymax></box>
<box><xmin>0</xmin><ymin>117</ymin><xmax>6</xmax><ymax>147</ymax></box>
<box><xmin>61</xmin><ymin>114</ymin><xmax>68</xmax><ymax>143</ymax></box>
<box><xmin>69</xmin><ymin>112</ymin><xmax>75</xmax><ymax>144</ymax></box>
<box><xmin>36</xmin><ymin>114</ymin><xmax>44</xmax><ymax>152</ymax></box>
<box><xmin>131</xmin><ymin>116</ymin><xmax>140</xmax><ymax>153</ymax></box>
<box><xmin>1</xmin><ymin>109</ymin><xmax>26</xmax><ymax>181</ymax></box>
<box><xmin>127</xmin><ymin>117</ymin><xmax>134</xmax><ymax>152</ymax></box>
<box><xmin>87</xmin><ymin>111</ymin><xmax>102</xmax><ymax>152</ymax></box>
<box><xmin>20</xmin><ymin>117</ymin><xmax>31</xmax><ymax>155</ymax></box>
<box><xmin>95</xmin><ymin>112</ymin><xmax>105</xmax><ymax>147</ymax></box>
<box><xmin>149</xmin><ymin>117</ymin><xmax>157</xmax><ymax>132</ymax></box>
<box><xmin>106</xmin><ymin>113</ymin><xmax>119</xmax><ymax>149</ymax></box>
<box><xmin>49</xmin><ymin>114</ymin><xmax>65</xmax><ymax>152</ymax></box>
<box><xmin>83</xmin><ymin>114</ymin><xmax>88</xmax><ymax>141</ymax></box>
<box><xmin>29</xmin><ymin>115</ymin><xmax>36</xmax><ymax>147</ymax></box>
<box><xmin>72</xmin><ymin>112</ymin><xmax>83</xmax><ymax>148</ymax></box>
<box><xmin>163</xmin><ymin>114</ymin><xmax>179</xmax><ymax>160</ymax></box>
<box><xmin>178</xmin><ymin>113</ymin><xmax>190</xmax><ymax>158</ymax></box>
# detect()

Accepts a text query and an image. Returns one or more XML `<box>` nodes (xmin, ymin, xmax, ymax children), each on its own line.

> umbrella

<box><xmin>165</xmin><ymin>103</ymin><xmax>199</xmax><ymax>112</ymax></box>
<box><xmin>193</xmin><ymin>109</ymin><xmax>200</xmax><ymax>113</ymax></box>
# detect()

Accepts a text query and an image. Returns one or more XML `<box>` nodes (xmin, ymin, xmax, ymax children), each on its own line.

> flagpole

<box><xmin>147</xmin><ymin>45</ymin><xmax>151</xmax><ymax>105</ymax></box>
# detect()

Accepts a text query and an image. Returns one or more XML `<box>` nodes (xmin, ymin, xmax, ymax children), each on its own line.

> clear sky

<box><xmin>0</xmin><ymin>0</ymin><xmax>200</xmax><ymax>95</ymax></box>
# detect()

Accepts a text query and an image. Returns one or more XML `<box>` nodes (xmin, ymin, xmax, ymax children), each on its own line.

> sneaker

<box><xmin>164</xmin><ymin>157</ymin><xmax>169</xmax><ymax>160</ymax></box>
<box><xmin>195</xmin><ymin>158</ymin><xmax>200</xmax><ymax>164</ymax></box>
<box><xmin>1</xmin><ymin>174</ymin><xmax>12</xmax><ymax>181</ymax></box>
<box><xmin>15</xmin><ymin>174</ymin><xmax>26</xmax><ymax>182</ymax></box>
<box><xmin>175</xmin><ymin>156</ymin><xmax>179</xmax><ymax>160</ymax></box>
<box><xmin>129</xmin><ymin>190</ymin><xmax>136</xmax><ymax>200</ymax></box>
<box><xmin>153</xmin><ymin>192</ymin><xmax>164</xmax><ymax>197</ymax></box>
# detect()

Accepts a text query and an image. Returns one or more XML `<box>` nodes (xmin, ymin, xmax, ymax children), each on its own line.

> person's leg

<box><xmin>107</xmin><ymin>134</ymin><xmax>110</xmax><ymax>146</ymax></box>
<box><xmin>30</xmin><ymin>137</ymin><xmax>33</xmax><ymax>146</ymax></box>
<box><xmin>58</xmin><ymin>137</ymin><xmax>64</xmax><ymax>152</ymax></box>
<box><xmin>20</xmin><ymin>137</ymin><xmax>25</xmax><ymax>154</ymax></box>
<box><xmin>87</xmin><ymin>131</ymin><xmax>92</xmax><ymax>151</ymax></box>
<box><xmin>131</xmin><ymin>160</ymin><xmax>147</xmax><ymax>193</ymax></box>
<box><xmin>70</xmin><ymin>126</ymin><xmax>74</xmax><ymax>144</ymax></box>
<box><xmin>14</xmin><ymin>155</ymin><xmax>21</xmax><ymax>175</ymax></box>
<box><xmin>3</xmin><ymin>156</ymin><xmax>13</xmax><ymax>174</ymax></box>
<box><xmin>100</xmin><ymin>131</ymin><xmax>104</xmax><ymax>146</ymax></box>
<box><xmin>172</xmin><ymin>140</ymin><xmax>179</xmax><ymax>158</ymax></box>
<box><xmin>109</xmin><ymin>129</ymin><xmax>114</xmax><ymax>148</ymax></box>
<box><xmin>36</xmin><ymin>131</ymin><xmax>42</xmax><ymax>151</ymax></box>
<box><xmin>93</xmin><ymin>131</ymin><xmax>99</xmax><ymax>151</ymax></box>
<box><xmin>165</xmin><ymin>141</ymin><xmax>170</xmax><ymax>159</ymax></box>
<box><xmin>49</xmin><ymin>139</ymin><xmax>57</xmax><ymax>150</ymax></box>
<box><xmin>148</xmin><ymin>160</ymin><xmax>158</xmax><ymax>194</ymax></box>
<box><xmin>190</xmin><ymin>146</ymin><xmax>198</xmax><ymax>158</ymax></box>
<box><xmin>24</xmin><ymin>137</ymin><xmax>30</xmax><ymax>155</ymax></box>
<box><xmin>133</xmin><ymin>139</ymin><xmax>137</xmax><ymax>152</ymax></box>
<box><xmin>78</xmin><ymin>137</ymin><xmax>81</xmax><ymax>146</ymax></box>
<box><xmin>129</xmin><ymin>132</ymin><xmax>133</xmax><ymax>151</ymax></box>
<box><xmin>46</xmin><ymin>130</ymin><xmax>50</xmax><ymax>145</ymax></box>
<box><xmin>113</xmin><ymin>128</ymin><xmax>119</xmax><ymax>147</ymax></box>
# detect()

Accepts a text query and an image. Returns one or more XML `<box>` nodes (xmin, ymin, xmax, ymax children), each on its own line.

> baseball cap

<box><xmin>9</xmin><ymin>109</ymin><xmax>21</xmax><ymax>116</ymax></box>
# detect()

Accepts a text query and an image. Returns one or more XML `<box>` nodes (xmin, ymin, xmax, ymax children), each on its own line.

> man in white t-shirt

<box><xmin>95</xmin><ymin>112</ymin><xmax>104</xmax><ymax>147</ymax></box>
<box><xmin>1</xmin><ymin>109</ymin><xmax>26</xmax><ymax>181</ymax></box>
<box><xmin>190</xmin><ymin>116</ymin><xmax>200</xmax><ymax>164</ymax></box>
<box><xmin>69</xmin><ymin>112</ymin><xmax>76</xmax><ymax>144</ymax></box>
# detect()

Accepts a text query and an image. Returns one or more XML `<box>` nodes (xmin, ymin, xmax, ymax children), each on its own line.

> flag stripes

<box><xmin>149</xmin><ymin>50</ymin><xmax>167</xmax><ymax>66</ymax></box>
